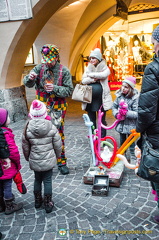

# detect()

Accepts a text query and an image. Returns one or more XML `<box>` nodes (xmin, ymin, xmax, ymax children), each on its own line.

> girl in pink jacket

<box><xmin>0</xmin><ymin>108</ymin><xmax>23</xmax><ymax>215</ymax></box>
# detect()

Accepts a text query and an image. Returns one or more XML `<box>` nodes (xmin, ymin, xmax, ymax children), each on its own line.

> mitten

<box><xmin>13</xmin><ymin>171</ymin><xmax>27</xmax><ymax>194</ymax></box>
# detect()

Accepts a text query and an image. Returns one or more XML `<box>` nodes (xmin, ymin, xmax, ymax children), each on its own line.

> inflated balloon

<box><xmin>112</xmin><ymin>129</ymin><xmax>140</xmax><ymax>168</ymax></box>
<box><xmin>94</xmin><ymin>136</ymin><xmax>117</xmax><ymax>168</ymax></box>
<box><xmin>83</xmin><ymin>100</ymin><xmax>140</xmax><ymax>169</ymax></box>
<box><xmin>83</xmin><ymin>114</ymin><xmax>96</xmax><ymax>166</ymax></box>
<box><xmin>117</xmin><ymin>145</ymin><xmax>141</xmax><ymax>174</ymax></box>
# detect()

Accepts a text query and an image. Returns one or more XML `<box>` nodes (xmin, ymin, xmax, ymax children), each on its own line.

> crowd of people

<box><xmin>1</xmin><ymin>24</ymin><xmax>159</xmax><ymax>238</ymax></box>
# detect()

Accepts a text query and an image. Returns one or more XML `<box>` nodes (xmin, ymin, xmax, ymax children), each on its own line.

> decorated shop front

<box><xmin>83</xmin><ymin>19</ymin><xmax>159</xmax><ymax>90</ymax></box>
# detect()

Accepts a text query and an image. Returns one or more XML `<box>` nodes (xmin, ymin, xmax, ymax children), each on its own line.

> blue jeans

<box><xmin>120</xmin><ymin>133</ymin><xmax>135</xmax><ymax>155</ymax></box>
<box><xmin>34</xmin><ymin>169</ymin><xmax>53</xmax><ymax>195</ymax></box>
<box><xmin>0</xmin><ymin>179</ymin><xmax>12</xmax><ymax>199</ymax></box>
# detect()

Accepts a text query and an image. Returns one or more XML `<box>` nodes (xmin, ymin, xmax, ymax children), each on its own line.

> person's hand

<box><xmin>44</xmin><ymin>83</ymin><xmax>54</xmax><ymax>92</ymax></box>
<box><xmin>1</xmin><ymin>158</ymin><xmax>11</xmax><ymax>169</ymax></box>
<box><xmin>116</xmin><ymin>112</ymin><xmax>126</xmax><ymax>121</ymax></box>
<box><xmin>87</xmin><ymin>73</ymin><xmax>94</xmax><ymax>78</ymax></box>
<box><xmin>29</xmin><ymin>71</ymin><xmax>37</xmax><ymax>80</ymax></box>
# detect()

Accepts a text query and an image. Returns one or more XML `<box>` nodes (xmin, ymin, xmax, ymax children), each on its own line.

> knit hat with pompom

<box><xmin>89</xmin><ymin>48</ymin><xmax>102</xmax><ymax>61</ymax></box>
<box><xmin>29</xmin><ymin>100</ymin><xmax>47</xmax><ymax>119</ymax></box>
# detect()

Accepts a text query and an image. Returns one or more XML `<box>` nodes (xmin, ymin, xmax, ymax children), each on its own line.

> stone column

<box><xmin>0</xmin><ymin>85</ymin><xmax>28</xmax><ymax>123</ymax></box>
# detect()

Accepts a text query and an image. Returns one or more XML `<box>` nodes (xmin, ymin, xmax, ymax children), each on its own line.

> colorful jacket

<box><xmin>136</xmin><ymin>55</ymin><xmax>159</xmax><ymax>148</ymax></box>
<box><xmin>81</xmin><ymin>59</ymin><xmax>113</xmax><ymax>111</ymax></box>
<box><xmin>112</xmin><ymin>89</ymin><xmax>139</xmax><ymax>134</ymax></box>
<box><xmin>22</xmin><ymin>119</ymin><xmax>62</xmax><ymax>172</ymax></box>
<box><xmin>0</xmin><ymin>127</ymin><xmax>21</xmax><ymax>180</ymax></box>
<box><xmin>23</xmin><ymin>62</ymin><xmax>73</xmax><ymax>98</ymax></box>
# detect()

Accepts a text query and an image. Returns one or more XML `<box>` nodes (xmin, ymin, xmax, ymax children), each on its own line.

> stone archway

<box><xmin>0</xmin><ymin>0</ymin><xmax>69</xmax><ymax>122</ymax></box>
<box><xmin>1</xmin><ymin>0</ymin><xmax>68</xmax><ymax>89</ymax></box>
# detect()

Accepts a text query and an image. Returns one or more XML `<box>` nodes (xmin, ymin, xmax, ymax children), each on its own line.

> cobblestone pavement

<box><xmin>0</xmin><ymin>94</ymin><xmax>159</xmax><ymax>240</ymax></box>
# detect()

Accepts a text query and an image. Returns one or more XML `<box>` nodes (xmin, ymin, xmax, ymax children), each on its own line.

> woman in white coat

<box><xmin>82</xmin><ymin>48</ymin><xmax>113</xmax><ymax>137</ymax></box>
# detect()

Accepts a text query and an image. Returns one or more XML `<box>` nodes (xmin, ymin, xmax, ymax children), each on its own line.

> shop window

<box><xmin>25</xmin><ymin>47</ymin><xmax>34</xmax><ymax>65</ymax></box>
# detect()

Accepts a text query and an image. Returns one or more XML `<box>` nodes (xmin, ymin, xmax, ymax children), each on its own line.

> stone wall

<box><xmin>0</xmin><ymin>85</ymin><xmax>28</xmax><ymax>123</ymax></box>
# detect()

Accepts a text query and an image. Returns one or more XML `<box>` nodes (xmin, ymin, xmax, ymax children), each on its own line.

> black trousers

<box><xmin>87</xmin><ymin>109</ymin><xmax>107</xmax><ymax>138</ymax></box>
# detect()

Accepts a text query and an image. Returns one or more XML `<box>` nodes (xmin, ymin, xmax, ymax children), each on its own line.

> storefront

<box><xmin>84</xmin><ymin>18</ymin><xmax>159</xmax><ymax>90</ymax></box>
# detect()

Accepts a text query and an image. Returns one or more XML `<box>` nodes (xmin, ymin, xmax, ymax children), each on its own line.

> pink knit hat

<box><xmin>29</xmin><ymin>100</ymin><xmax>47</xmax><ymax>119</ymax></box>
<box><xmin>123</xmin><ymin>76</ymin><xmax>136</xmax><ymax>89</ymax></box>
<box><xmin>0</xmin><ymin>108</ymin><xmax>8</xmax><ymax>126</ymax></box>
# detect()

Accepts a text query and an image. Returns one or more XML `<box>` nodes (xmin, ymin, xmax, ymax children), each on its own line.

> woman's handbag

<box><xmin>137</xmin><ymin>135</ymin><xmax>159</xmax><ymax>183</ymax></box>
<box><xmin>72</xmin><ymin>84</ymin><xmax>92</xmax><ymax>103</ymax></box>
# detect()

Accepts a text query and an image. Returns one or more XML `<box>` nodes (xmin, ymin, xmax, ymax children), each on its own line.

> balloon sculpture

<box><xmin>83</xmin><ymin>99</ymin><xmax>140</xmax><ymax>168</ymax></box>
<box><xmin>116</xmin><ymin>145</ymin><xmax>141</xmax><ymax>173</ymax></box>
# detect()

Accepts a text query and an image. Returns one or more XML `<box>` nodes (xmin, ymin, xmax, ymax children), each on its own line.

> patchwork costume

<box><xmin>23</xmin><ymin>45</ymin><xmax>73</xmax><ymax>174</ymax></box>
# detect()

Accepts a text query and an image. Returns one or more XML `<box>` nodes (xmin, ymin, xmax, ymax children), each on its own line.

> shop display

<box><xmin>84</xmin><ymin>32</ymin><xmax>152</xmax><ymax>90</ymax></box>
<box><xmin>82</xmin><ymin>30</ymin><xmax>152</xmax><ymax>91</ymax></box>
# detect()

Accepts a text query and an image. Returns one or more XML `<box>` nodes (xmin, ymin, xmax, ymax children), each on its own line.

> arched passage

<box><xmin>69</xmin><ymin>5</ymin><xmax>117</xmax><ymax>81</ymax></box>
<box><xmin>1</xmin><ymin>0</ymin><xmax>68</xmax><ymax>89</ymax></box>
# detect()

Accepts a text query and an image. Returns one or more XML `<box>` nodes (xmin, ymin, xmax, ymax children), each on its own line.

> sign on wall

<box><xmin>0</xmin><ymin>0</ymin><xmax>33</xmax><ymax>22</ymax></box>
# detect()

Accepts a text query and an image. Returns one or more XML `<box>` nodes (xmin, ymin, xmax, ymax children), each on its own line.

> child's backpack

<box><xmin>0</xmin><ymin>128</ymin><xmax>10</xmax><ymax>159</ymax></box>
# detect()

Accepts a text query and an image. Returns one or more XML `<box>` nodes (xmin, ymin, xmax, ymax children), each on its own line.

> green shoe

<box><xmin>58</xmin><ymin>165</ymin><xmax>69</xmax><ymax>175</ymax></box>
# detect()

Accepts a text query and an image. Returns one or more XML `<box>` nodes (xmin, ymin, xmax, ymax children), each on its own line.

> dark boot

<box><xmin>34</xmin><ymin>191</ymin><xmax>43</xmax><ymax>208</ymax></box>
<box><xmin>44</xmin><ymin>194</ymin><xmax>54</xmax><ymax>213</ymax></box>
<box><xmin>4</xmin><ymin>197</ymin><xmax>23</xmax><ymax>215</ymax></box>
<box><xmin>0</xmin><ymin>232</ymin><xmax>2</xmax><ymax>240</ymax></box>
<box><xmin>154</xmin><ymin>215</ymin><xmax>159</xmax><ymax>224</ymax></box>
<box><xmin>58</xmin><ymin>165</ymin><xmax>69</xmax><ymax>175</ymax></box>
<box><xmin>0</xmin><ymin>196</ymin><xmax>5</xmax><ymax>212</ymax></box>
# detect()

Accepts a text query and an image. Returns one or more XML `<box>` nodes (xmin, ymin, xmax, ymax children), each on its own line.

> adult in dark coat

<box><xmin>136</xmin><ymin>25</ymin><xmax>159</xmax><ymax>224</ymax></box>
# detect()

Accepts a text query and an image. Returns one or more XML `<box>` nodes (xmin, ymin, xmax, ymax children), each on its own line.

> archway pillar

<box><xmin>0</xmin><ymin>85</ymin><xmax>28</xmax><ymax>123</ymax></box>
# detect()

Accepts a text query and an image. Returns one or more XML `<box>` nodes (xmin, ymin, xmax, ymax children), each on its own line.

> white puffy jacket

<box><xmin>22</xmin><ymin>119</ymin><xmax>62</xmax><ymax>171</ymax></box>
<box><xmin>81</xmin><ymin>59</ymin><xmax>113</xmax><ymax>110</ymax></box>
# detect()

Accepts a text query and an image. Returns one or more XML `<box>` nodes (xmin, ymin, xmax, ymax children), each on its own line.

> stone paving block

<box><xmin>17</xmin><ymin>233</ymin><xmax>32</xmax><ymax>240</ymax></box>
<box><xmin>130</xmin><ymin>216</ymin><xmax>145</xmax><ymax>226</ymax></box>
<box><xmin>22</xmin><ymin>225</ymin><xmax>35</xmax><ymax>233</ymax></box>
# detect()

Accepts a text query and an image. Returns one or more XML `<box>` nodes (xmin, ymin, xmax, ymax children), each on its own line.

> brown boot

<box><xmin>44</xmin><ymin>194</ymin><xmax>54</xmax><ymax>213</ymax></box>
<box><xmin>34</xmin><ymin>191</ymin><xmax>43</xmax><ymax>208</ymax></box>
<box><xmin>4</xmin><ymin>197</ymin><xmax>23</xmax><ymax>215</ymax></box>
<box><xmin>0</xmin><ymin>196</ymin><xmax>5</xmax><ymax>212</ymax></box>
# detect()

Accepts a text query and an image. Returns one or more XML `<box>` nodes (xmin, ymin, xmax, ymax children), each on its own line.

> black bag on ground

<box><xmin>0</xmin><ymin>128</ymin><xmax>10</xmax><ymax>159</ymax></box>
<box><xmin>137</xmin><ymin>135</ymin><xmax>159</xmax><ymax>183</ymax></box>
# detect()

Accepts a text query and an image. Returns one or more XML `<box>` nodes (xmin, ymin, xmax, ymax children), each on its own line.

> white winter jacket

<box><xmin>81</xmin><ymin>59</ymin><xmax>113</xmax><ymax>110</ymax></box>
<box><xmin>22</xmin><ymin>119</ymin><xmax>62</xmax><ymax>172</ymax></box>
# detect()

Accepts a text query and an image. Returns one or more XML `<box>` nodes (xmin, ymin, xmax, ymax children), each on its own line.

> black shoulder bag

<box><xmin>137</xmin><ymin>135</ymin><xmax>159</xmax><ymax>183</ymax></box>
